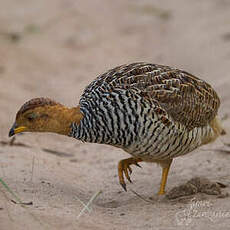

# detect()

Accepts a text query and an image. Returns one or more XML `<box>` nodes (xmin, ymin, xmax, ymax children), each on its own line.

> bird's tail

<box><xmin>202</xmin><ymin>116</ymin><xmax>226</xmax><ymax>145</ymax></box>
<box><xmin>220</xmin><ymin>129</ymin><xmax>226</xmax><ymax>135</ymax></box>
<box><xmin>211</xmin><ymin>116</ymin><xmax>226</xmax><ymax>136</ymax></box>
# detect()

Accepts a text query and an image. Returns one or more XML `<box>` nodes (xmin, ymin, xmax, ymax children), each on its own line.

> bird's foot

<box><xmin>118</xmin><ymin>157</ymin><xmax>142</xmax><ymax>191</ymax></box>
<box><xmin>158</xmin><ymin>190</ymin><xmax>166</xmax><ymax>195</ymax></box>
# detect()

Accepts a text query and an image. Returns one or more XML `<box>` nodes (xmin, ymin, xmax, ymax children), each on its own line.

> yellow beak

<box><xmin>9</xmin><ymin>122</ymin><xmax>27</xmax><ymax>137</ymax></box>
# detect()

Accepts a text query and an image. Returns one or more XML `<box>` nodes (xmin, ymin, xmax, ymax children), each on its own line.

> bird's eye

<box><xmin>27</xmin><ymin>113</ymin><xmax>36</xmax><ymax>122</ymax></box>
<box><xmin>27</xmin><ymin>117</ymin><xmax>34</xmax><ymax>122</ymax></box>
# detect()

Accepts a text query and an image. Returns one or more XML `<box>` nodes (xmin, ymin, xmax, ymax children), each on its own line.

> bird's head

<box><xmin>9</xmin><ymin>98</ymin><xmax>83</xmax><ymax>137</ymax></box>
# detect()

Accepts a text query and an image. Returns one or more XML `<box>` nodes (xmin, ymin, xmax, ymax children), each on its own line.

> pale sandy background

<box><xmin>0</xmin><ymin>0</ymin><xmax>230</xmax><ymax>229</ymax></box>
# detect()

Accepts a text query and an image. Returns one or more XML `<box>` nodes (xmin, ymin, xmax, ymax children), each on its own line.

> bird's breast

<box><xmin>71</xmin><ymin>89</ymin><xmax>216</xmax><ymax>161</ymax></box>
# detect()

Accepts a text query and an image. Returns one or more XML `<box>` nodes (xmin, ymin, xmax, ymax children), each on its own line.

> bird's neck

<box><xmin>46</xmin><ymin>105</ymin><xmax>83</xmax><ymax>136</ymax></box>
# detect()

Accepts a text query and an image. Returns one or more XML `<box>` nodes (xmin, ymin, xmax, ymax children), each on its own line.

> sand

<box><xmin>0</xmin><ymin>0</ymin><xmax>230</xmax><ymax>229</ymax></box>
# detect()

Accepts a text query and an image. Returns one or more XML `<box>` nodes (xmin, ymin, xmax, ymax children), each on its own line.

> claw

<box><xmin>135</xmin><ymin>162</ymin><xmax>142</xmax><ymax>168</ymax></box>
<box><xmin>120</xmin><ymin>182</ymin><xmax>127</xmax><ymax>192</ymax></box>
<box><xmin>128</xmin><ymin>166</ymin><xmax>132</xmax><ymax>174</ymax></box>
<box><xmin>118</xmin><ymin>158</ymin><xmax>143</xmax><ymax>191</ymax></box>
<box><xmin>128</xmin><ymin>177</ymin><xmax>132</xmax><ymax>183</ymax></box>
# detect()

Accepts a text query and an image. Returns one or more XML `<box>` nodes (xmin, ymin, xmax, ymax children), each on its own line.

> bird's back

<box><xmin>73</xmin><ymin>62</ymin><xmax>222</xmax><ymax>160</ymax></box>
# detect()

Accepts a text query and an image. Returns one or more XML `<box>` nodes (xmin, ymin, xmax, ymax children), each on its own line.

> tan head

<box><xmin>9</xmin><ymin>98</ymin><xmax>83</xmax><ymax>137</ymax></box>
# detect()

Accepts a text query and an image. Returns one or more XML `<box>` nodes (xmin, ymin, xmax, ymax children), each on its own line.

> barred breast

<box><xmin>70</xmin><ymin>62</ymin><xmax>221</xmax><ymax>161</ymax></box>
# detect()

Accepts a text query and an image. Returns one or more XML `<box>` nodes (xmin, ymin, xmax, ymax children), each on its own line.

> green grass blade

<box><xmin>0</xmin><ymin>177</ymin><xmax>22</xmax><ymax>203</ymax></box>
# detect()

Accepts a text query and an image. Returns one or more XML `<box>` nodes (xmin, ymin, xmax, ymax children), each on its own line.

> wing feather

<box><xmin>82</xmin><ymin>62</ymin><xmax>220</xmax><ymax>130</ymax></box>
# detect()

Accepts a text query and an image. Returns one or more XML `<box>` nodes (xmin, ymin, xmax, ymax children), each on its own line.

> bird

<box><xmin>9</xmin><ymin>62</ymin><xmax>225</xmax><ymax>195</ymax></box>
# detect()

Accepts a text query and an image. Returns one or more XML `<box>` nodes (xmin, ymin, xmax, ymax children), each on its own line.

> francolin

<box><xmin>9</xmin><ymin>62</ymin><xmax>225</xmax><ymax>195</ymax></box>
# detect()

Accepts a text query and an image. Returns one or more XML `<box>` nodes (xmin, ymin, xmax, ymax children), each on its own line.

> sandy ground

<box><xmin>1</xmin><ymin>0</ymin><xmax>230</xmax><ymax>229</ymax></box>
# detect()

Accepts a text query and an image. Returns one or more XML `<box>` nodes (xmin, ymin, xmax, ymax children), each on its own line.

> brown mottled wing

<box><xmin>83</xmin><ymin>62</ymin><xmax>220</xmax><ymax>130</ymax></box>
<box><xmin>143</xmin><ymin>69</ymin><xmax>220</xmax><ymax>130</ymax></box>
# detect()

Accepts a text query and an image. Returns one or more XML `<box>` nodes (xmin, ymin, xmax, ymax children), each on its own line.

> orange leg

<box><xmin>158</xmin><ymin>159</ymin><xmax>173</xmax><ymax>195</ymax></box>
<box><xmin>118</xmin><ymin>157</ymin><xmax>142</xmax><ymax>191</ymax></box>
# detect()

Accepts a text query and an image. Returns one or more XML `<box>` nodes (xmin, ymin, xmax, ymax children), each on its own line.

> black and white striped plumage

<box><xmin>70</xmin><ymin>62</ymin><xmax>222</xmax><ymax>162</ymax></box>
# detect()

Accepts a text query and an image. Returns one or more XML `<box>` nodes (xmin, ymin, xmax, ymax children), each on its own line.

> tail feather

<box><xmin>211</xmin><ymin>116</ymin><xmax>226</xmax><ymax>136</ymax></box>
<box><xmin>221</xmin><ymin>129</ymin><xmax>226</xmax><ymax>135</ymax></box>
<box><xmin>202</xmin><ymin>116</ymin><xmax>225</xmax><ymax>145</ymax></box>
